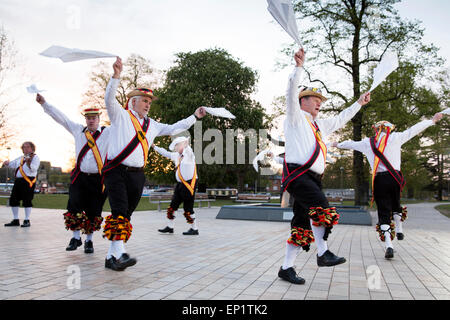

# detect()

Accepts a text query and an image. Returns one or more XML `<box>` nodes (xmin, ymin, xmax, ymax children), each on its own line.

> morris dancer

<box><xmin>333</xmin><ymin>113</ymin><xmax>443</xmax><ymax>259</ymax></box>
<box><xmin>102</xmin><ymin>57</ymin><xmax>206</xmax><ymax>271</ymax></box>
<box><xmin>153</xmin><ymin>137</ymin><xmax>199</xmax><ymax>235</ymax></box>
<box><xmin>278</xmin><ymin>48</ymin><xmax>371</xmax><ymax>284</ymax></box>
<box><xmin>36</xmin><ymin>94</ymin><xmax>109</xmax><ymax>253</ymax></box>
<box><xmin>3</xmin><ymin>142</ymin><xmax>40</xmax><ymax>228</ymax></box>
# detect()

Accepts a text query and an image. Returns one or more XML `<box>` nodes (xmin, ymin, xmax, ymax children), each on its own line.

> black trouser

<box><xmin>374</xmin><ymin>172</ymin><xmax>402</xmax><ymax>225</ymax></box>
<box><xmin>170</xmin><ymin>181</ymin><xmax>197</xmax><ymax>214</ymax></box>
<box><xmin>287</xmin><ymin>170</ymin><xmax>329</xmax><ymax>231</ymax></box>
<box><xmin>67</xmin><ymin>173</ymin><xmax>107</xmax><ymax>220</ymax></box>
<box><xmin>104</xmin><ymin>164</ymin><xmax>145</xmax><ymax>221</ymax></box>
<box><xmin>9</xmin><ymin>178</ymin><xmax>36</xmax><ymax>207</ymax></box>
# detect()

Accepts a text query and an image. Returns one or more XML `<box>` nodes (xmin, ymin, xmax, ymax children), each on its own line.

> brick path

<box><xmin>0</xmin><ymin>202</ymin><xmax>449</xmax><ymax>300</ymax></box>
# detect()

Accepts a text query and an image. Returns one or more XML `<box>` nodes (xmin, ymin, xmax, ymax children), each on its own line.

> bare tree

<box><xmin>80</xmin><ymin>54</ymin><xmax>162</xmax><ymax>125</ymax></box>
<box><xmin>0</xmin><ymin>25</ymin><xmax>18</xmax><ymax>150</ymax></box>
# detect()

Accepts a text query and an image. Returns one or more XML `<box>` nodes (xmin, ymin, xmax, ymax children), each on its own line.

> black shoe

<box><xmin>66</xmin><ymin>237</ymin><xmax>82</xmax><ymax>251</ymax></box>
<box><xmin>385</xmin><ymin>247</ymin><xmax>394</xmax><ymax>259</ymax></box>
<box><xmin>278</xmin><ymin>267</ymin><xmax>306</xmax><ymax>284</ymax></box>
<box><xmin>114</xmin><ymin>253</ymin><xmax>137</xmax><ymax>271</ymax></box>
<box><xmin>21</xmin><ymin>220</ymin><xmax>30</xmax><ymax>228</ymax></box>
<box><xmin>105</xmin><ymin>256</ymin><xmax>123</xmax><ymax>271</ymax></box>
<box><xmin>183</xmin><ymin>228</ymin><xmax>199</xmax><ymax>235</ymax></box>
<box><xmin>317</xmin><ymin>250</ymin><xmax>347</xmax><ymax>267</ymax></box>
<box><xmin>4</xmin><ymin>219</ymin><xmax>20</xmax><ymax>227</ymax></box>
<box><xmin>397</xmin><ymin>233</ymin><xmax>404</xmax><ymax>240</ymax></box>
<box><xmin>158</xmin><ymin>226</ymin><xmax>174</xmax><ymax>233</ymax></box>
<box><xmin>84</xmin><ymin>240</ymin><xmax>94</xmax><ymax>254</ymax></box>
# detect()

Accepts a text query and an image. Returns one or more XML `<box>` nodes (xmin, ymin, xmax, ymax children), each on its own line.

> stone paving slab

<box><xmin>0</xmin><ymin>202</ymin><xmax>449</xmax><ymax>300</ymax></box>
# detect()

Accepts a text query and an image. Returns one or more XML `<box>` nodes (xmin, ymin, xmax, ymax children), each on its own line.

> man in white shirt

<box><xmin>278</xmin><ymin>48</ymin><xmax>371</xmax><ymax>285</ymax></box>
<box><xmin>103</xmin><ymin>57</ymin><xmax>206</xmax><ymax>271</ymax></box>
<box><xmin>333</xmin><ymin>113</ymin><xmax>443</xmax><ymax>259</ymax></box>
<box><xmin>3</xmin><ymin>142</ymin><xmax>40</xmax><ymax>227</ymax></box>
<box><xmin>36</xmin><ymin>94</ymin><xmax>110</xmax><ymax>254</ymax></box>
<box><xmin>153</xmin><ymin>137</ymin><xmax>199</xmax><ymax>235</ymax></box>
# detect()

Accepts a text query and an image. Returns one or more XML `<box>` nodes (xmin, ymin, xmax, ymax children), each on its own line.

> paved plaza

<box><xmin>0</xmin><ymin>202</ymin><xmax>449</xmax><ymax>300</ymax></box>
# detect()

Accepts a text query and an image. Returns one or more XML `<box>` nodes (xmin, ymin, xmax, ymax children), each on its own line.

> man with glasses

<box><xmin>332</xmin><ymin>114</ymin><xmax>444</xmax><ymax>259</ymax></box>
<box><xmin>278</xmin><ymin>48</ymin><xmax>371</xmax><ymax>284</ymax></box>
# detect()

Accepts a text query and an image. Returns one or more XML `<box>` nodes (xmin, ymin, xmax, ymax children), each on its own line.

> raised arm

<box><xmin>335</xmin><ymin>139</ymin><xmax>370</xmax><ymax>154</ymax></box>
<box><xmin>394</xmin><ymin>112</ymin><xmax>443</xmax><ymax>145</ymax></box>
<box><xmin>152</xmin><ymin>145</ymin><xmax>178</xmax><ymax>162</ymax></box>
<box><xmin>105</xmin><ymin>57</ymin><xmax>126</xmax><ymax>123</ymax></box>
<box><xmin>286</xmin><ymin>48</ymin><xmax>305</xmax><ymax>123</ymax></box>
<box><xmin>36</xmin><ymin>94</ymin><xmax>82</xmax><ymax>135</ymax></box>
<box><xmin>318</xmin><ymin>92</ymin><xmax>370</xmax><ymax>136</ymax></box>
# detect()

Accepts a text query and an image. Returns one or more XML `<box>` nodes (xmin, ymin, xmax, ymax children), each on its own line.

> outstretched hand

<box><xmin>358</xmin><ymin>92</ymin><xmax>371</xmax><ymax>106</ymax></box>
<box><xmin>113</xmin><ymin>57</ymin><xmax>123</xmax><ymax>79</ymax></box>
<box><xmin>294</xmin><ymin>48</ymin><xmax>305</xmax><ymax>68</ymax></box>
<box><xmin>432</xmin><ymin>112</ymin><xmax>443</xmax><ymax>123</ymax></box>
<box><xmin>331</xmin><ymin>142</ymin><xmax>338</xmax><ymax>148</ymax></box>
<box><xmin>36</xmin><ymin>93</ymin><xmax>45</xmax><ymax>105</ymax></box>
<box><xmin>195</xmin><ymin>107</ymin><xmax>207</xmax><ymax>119</ymax></box>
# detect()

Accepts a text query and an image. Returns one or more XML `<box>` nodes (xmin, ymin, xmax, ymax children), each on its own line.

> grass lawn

<box><xmin>435</xmin><ymin>204</ymin><xmax>450</xmax><ymax>218</ymax></box>
<box><xmin>0</xmin><ymin>194</ymin><xmax>444</xmax><ymax>212</ymax></box>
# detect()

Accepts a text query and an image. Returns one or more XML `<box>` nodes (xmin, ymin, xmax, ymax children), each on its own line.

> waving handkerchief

<box><xmin>40</xmin><ymin>45</ymin><xmax>116</xmax><ymax>62</ymax></box>
<box><xmin>26</xmin><ymin>84</ymin><xmax>46</xmax><ymax>94</ymax></box>
<box><xmin>267</xmin><ymin>0</ymin><xmax>302</xmax><ymax>47</ymax></box>
<box><xmin>252</xmin><ymin>149</ymin><xmax>271</xmax><ymax>172</ymax></box>
<box><xmin>370</xmin><ymin>51</ymin><xmax>399</xmax><ymax>91</ymax></box>
<box><xmin>203</xmin><ymin>107</ymin><xmax>236</xmax><ymax>119</ymax></box>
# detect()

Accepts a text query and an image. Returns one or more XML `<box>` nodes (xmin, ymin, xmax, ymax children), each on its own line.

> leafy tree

<box><xmin>148</xmin><ymin>48</ymin><xmax>270</xmax><ymax>191</ymax></box>
<box><xmin>281</xmin><ymin>0</ymin><xmax>445</xmax><ymax>204</ymax></box>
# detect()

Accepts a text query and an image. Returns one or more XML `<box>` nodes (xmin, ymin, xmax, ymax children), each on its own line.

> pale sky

<box><xmin>1</xmin><ymin>0</ymin><xmax>449</xmax><ymax>171</ymax></box>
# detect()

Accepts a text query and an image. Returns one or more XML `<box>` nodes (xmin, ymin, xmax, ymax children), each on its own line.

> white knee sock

<box><xmin>73</xmin><ymin>230</ymin><xmax>81</xmax><ymax>240</ymax></box>
<box><xmin>380</xmin><ymin>224</ymin><xmax>393</xmax><ymax>249</ymax></box>
<box><xmin>167</xmin><ymin>218</ymin><xmax>175</xmax><ymax>228</ymax></box>
<box><xmin>11</xmin><ymin>206</ymin><xmax>19</xmax><ymax>220</ymax></box>
<box><xmin>112</xmin><ymin>240</ymin><xmax>125</xmax><ymax>258</ymax></box>
<box><xmin>310</xmin><ymin>222</ymin><xmax>328</xmax><ymax>257</ymax></box>
<box><xmin>282</xmin><ymin>242</ymin><xmax>302</xmax><ymax>270</ymax></box>
<box><xmin>24</xmin><ymin>207</ymin><xmax>31</xmax><ymax>220</ymax></box>
<box><xmin>393</xmin><ymin>214</ymin><xmax>403</xmax><ymax>233</ymax></box>
<box><xmin>107</xmin><ymin>241</ymin><xmax>113</xmax><ymax>259</ymax></box>
<box><xmin>190</xmin><ymin>214</ymin><xmax>198</xmax><ymax>230</ymax></box>
<box><xmin>86</xmin><ymin>233</ymin><xmax>93</xmax><ymax>241</ymax></box>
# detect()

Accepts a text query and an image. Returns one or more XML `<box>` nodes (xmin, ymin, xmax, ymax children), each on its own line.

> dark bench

<box><xmin>234</xmin><ymin>194</ymin><xmax>271</xmax><ymax>203</ymax></box>
<box><xmin>149</xmin><ymin>192</ymin><xmax>215</xmax><ymax>211</ymax></box>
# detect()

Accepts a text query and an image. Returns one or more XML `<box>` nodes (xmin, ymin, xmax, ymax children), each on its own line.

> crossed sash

<box><xmin>102</xmin><ymin>110</ymin><xmax>149</xmax><ymax>173</ymax></box>
<box><xmin>70</xmin><ymin>127</ymin><xmax>105</xmax><ymax>184</ymax></box>
<box><xmin>369</xmin><ymin>130</ymin><xmax>405</xmax><ymax>206</ymax></box>
<box><xmin>281</xmin><ymin>118</ymin><xmax>327</xmax><ymax>192</ymax></box>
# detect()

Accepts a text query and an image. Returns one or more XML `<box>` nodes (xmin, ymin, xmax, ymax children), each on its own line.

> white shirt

<box><xmin>284</xmin><ymin>67</ymin><xmax>362</xmax><ymax>174</ymax></box>
<box><xmin>337</xmin><ymin>119</ymin><xmax>434</xmax><ymax>173</ymax></box>
<box><xmin>105</xmin><ymin>77</ymin><xmax>197</xmax><ymax>168</ymax></box>
<box><xmin>153</xmin><ymin>145</ymin><xmax>196</xmax><ymax>182</ymax></box>
<box><xmin>8</xmin><ymin>155</ymin><xmax>40</xmax><ymax>178</ymax></box>
<box><xmin>41</xmin><ymin>102</ymin><xmax>110</xmax><ymax>174</ymax></box>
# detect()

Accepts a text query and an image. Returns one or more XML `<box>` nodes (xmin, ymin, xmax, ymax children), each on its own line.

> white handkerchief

<box><xmin>40</xmin><ymin>45</ymin><xmax>116</xmax><ymax>62</ymax></box>
<box><xmin>441</xmin><ymin>107</ymin><xmax>450</xmax><ymax>115</ymax></box>
<box><xmin>203</xmin><ymin>107</ymin><xmax>236</xmax><ymax>119</ymax></box>
<box><xmin>370</xmin><ymin>51</ymin><xmax>399</xmax><ymax>91</ymax></box>
<box><xmin>26</xmin><ymin>84</ymin><xmax>45</xmax><ymax>94</ymax></box>
<box><xmin>267</xmin><ymin>0</ymin><xmax>302</xmax><ymax>47</ymax></box>
<box><xmin>252</xmin><ymin>149</ymin><xmax>271</xmax><ymax>172</ymax></box>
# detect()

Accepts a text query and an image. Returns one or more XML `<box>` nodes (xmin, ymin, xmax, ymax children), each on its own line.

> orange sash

<box><xmin>177</xmin><ymin>158</ymin><xmax>197</xmax><ymax>196</ymax></box>
<box><xmin>370</xmin><ymin>128</ymin><xmax>390</xmax><ymax>207</ymax></box>
<box><xmin>305</xmin><ymin>117</ymin><xmax>327</xmax><ymax>167</ymax></box>
<box><xmin>18</xmin><ymin>157</ymin><xmax>36</xmax><ymax>188</ymax></box>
